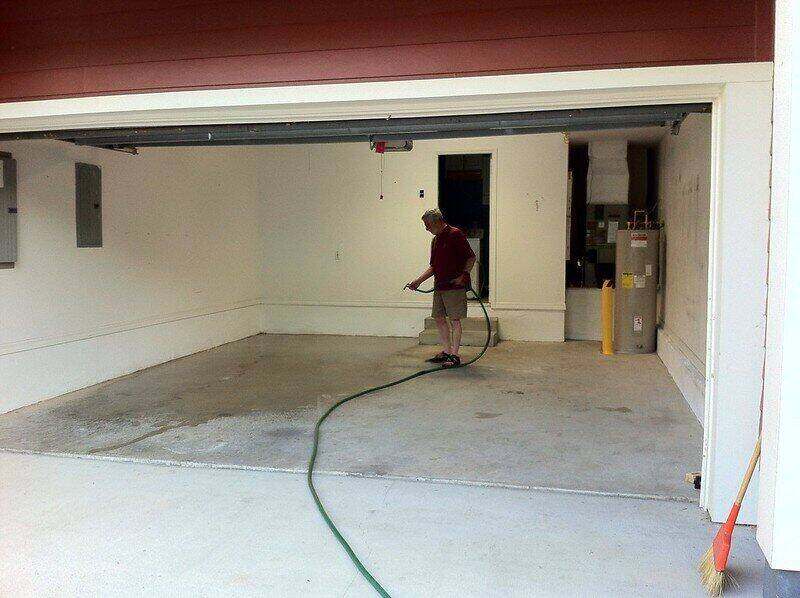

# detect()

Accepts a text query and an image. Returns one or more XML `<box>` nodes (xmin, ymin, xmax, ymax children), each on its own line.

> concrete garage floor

<box><xmin>1</xmin><ymin>336</ymin><xmax>762</xmax><ymax>597</ymax></box>
<box><xmin>1</xmin><ymin>452</ymin><xmax>763</xmax><ymax>597</ymax></box>
<box><xmin>0</xmin><ymin>334</ymin><xmax>702</xmax><ymax>500</ymax></box>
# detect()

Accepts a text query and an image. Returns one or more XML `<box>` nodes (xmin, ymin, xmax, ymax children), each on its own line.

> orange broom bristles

<box><xmin>699</xmin><ymin>503</ymin><xmax>742</xmax><ymax>595</ymax></box>
<box><xmin>698</xmin><ymin>437</ymin><xmax>761</xmax><ymax>596</ymax></box>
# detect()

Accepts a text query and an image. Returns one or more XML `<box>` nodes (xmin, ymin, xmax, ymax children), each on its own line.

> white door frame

<box><xmin>0</xmin><ymin>63</ymin><xmax>773</xmax><ymax>523</ymax></box>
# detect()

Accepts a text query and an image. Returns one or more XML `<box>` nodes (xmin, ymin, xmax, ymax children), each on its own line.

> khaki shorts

<box><xmin>432</xmin><ymin>289</ymin><xmax>468</xmax><ymax>319</ymax></box>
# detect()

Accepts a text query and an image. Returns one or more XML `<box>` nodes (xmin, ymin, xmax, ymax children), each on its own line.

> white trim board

<box><xmin>0</xmin><ymin>64</ymin><xmax>772</xmax><ymax>133</ymax></box>
<box><xmin>757</xmin><ymin>0</ymin><xmax>800</xmax><ymax>569</ymax></box>
<box><xmin>699</xmin><ymin>82</ymin><xmax>771</xmax><ymax>525</ymax></box>
<box><xmin>657</xmin><ymin>327</ymin><xmax>706</xmax><ymax>423</ymax></box>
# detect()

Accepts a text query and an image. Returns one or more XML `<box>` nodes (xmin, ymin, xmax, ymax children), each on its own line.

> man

<box><xmin>406</xmin><ymin>209</ymin><xmax>476</xmax><ymax>368</ymax></box>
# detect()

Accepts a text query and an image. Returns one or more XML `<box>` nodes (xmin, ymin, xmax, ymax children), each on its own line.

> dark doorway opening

<box><xmin>438</xmin><ymin>154</ymin><xmax>491</xmax><ymax>299</ymax></box>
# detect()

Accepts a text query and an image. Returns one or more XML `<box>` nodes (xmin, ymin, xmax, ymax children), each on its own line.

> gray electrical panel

<box><xmin>75</xmin><ymin>163</ymin><xmax>102</xmax><ymax>248</ymax></box>
<box><xmin>0</xmin><ymin>152</ymin><xmax>18</xmax><ymax>267</ymax></box>
<box><xmin>614</xmin><ymin>229</ymin><xmax>660</xmax><ymax>353</ymax></box>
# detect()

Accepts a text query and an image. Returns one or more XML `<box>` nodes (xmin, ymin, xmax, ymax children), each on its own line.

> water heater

<box><xmin>614</xmin><ymin>228</ymin><xmax>660</xmax><ymax>353</ymax></box>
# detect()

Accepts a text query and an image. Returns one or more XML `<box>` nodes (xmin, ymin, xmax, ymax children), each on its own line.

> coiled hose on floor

<box><xmin>306</xmin><ymin>285</ymin><xmax>491</xmax><ymax>597</ymax></box>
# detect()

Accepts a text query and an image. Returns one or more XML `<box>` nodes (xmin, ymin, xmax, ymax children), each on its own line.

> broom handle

<box><xmin>734</xmin><ymin>436</ymin><xmax>762</xmax><ymax>506</ymax></box>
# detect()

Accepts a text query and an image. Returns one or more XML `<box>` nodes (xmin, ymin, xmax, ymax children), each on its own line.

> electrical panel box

<box><xmin>0</xmin><ymin>152</ymin><xmax>18</xmax><ymax>267</ymax></box>
<box><xmin>75</xmin><ymin>163</ymin><xmax>102</xmax><ymax>248</ymax></box>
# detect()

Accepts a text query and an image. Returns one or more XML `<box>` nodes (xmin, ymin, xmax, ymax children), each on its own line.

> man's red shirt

<box><xmin>430</xmin><ymin>224</ymin><xmax>475</xmax><ymax>291</ymax></box>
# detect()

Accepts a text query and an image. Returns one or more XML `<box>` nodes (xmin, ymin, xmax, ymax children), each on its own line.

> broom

<box><xmin>699</xmin><ymin>436</ymin><xmax>761</xmax><ymax>596</ymax></box>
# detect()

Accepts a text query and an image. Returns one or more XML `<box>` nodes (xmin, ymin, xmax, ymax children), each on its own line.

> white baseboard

<box><xmin>0</xmin><ymin>302</ymin><xmax>263</xmax><ymax>414</ymax></box>
<box><xmin>263</xmin><ymin>304</ymin><xmax>427</xmax><ymax>338</ymax></box>
<box><xmin>657</xmin><ymin>327</ymin><xmax>706</xmax><ymax>423</ymax></box>
<box><xmin>262</xmin><ymin>303</ymin><xmax>565</xmax><ymax>342</ymax></box>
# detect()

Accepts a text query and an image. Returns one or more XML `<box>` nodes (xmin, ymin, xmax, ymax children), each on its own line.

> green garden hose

<box><xmin>306</xmin><ymin>285</ymin><xmax>491</xmax><ymax>597</ymax></box>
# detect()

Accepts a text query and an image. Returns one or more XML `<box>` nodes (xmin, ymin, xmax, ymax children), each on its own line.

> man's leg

<box><xmin>443</xmin><ymin>289</ymin><xmax>468</xmax><ymax>364</ymax></box>
<box><xmin>450</xmin><ymin>318</ymin><xmax>462</xmax><ymax>356</ymax></box>
<box><xmin>435</xmin><ymin>316</ymin><xmax>452</xmax><ymax>354</ymax></box>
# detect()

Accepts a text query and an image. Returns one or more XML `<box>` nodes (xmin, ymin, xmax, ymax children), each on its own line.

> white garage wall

<box><xmin>259</xmin><ymin>135</ymin><xmax>568</xmax><ymax>341</ymax></box>
<box><xmin>656</xmin><ymin>114</ymin><xmax>712</xmax><ymax>422</ymax></box>
<box><xmin>0</xmin><ymin>141</ymin><xmax>264</xmax><ymax>413</ymax></box>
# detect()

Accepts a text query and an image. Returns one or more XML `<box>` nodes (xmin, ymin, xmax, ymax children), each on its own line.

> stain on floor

<box><xmin>597</xmin><ymin>406</ymin><xmax>633</xmax><ymax>414</ymax></box>
<box><xmin>474</xmin><ymin>412</ymin><xmax>502</xmax><ymax>419</ymax></box>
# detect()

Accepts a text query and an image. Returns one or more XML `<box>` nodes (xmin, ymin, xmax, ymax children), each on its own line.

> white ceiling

<box><xmin>567</xmin><ymin>126</ymin><xmax>669</xmax><ymax>145</ymax></box>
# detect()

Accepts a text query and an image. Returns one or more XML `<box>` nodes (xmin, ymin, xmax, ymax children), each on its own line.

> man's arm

<box><xmin>451</xmin><ymin>256</ymin><xmax>475</xmax><ymax>287</ymax></box>
<box><xmin>451</xmin><ymin>233</ymin><xmax>477</xmax><ymax>286</ymax></box>
<box><xmin>407</xmin><ymin>266</ymin><xmax>434</xmax><ymax>290</ymax></box>
<box><xmin>464</xmin><ymin>256</ymin><xmax>477</xmax><ymax>276</ymax></box>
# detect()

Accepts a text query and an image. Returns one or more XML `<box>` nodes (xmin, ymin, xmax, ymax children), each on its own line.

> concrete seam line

<box><xmin>0</xmin><ymin>447</ymin><xmax>696</xmax><ymax>505</ymax></box>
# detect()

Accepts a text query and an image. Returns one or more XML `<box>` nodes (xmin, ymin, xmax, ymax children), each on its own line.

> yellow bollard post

<box><xmin>601</xmin><ymin>280</ymin><xmax>614</xmax><ymax>355</ymax></box>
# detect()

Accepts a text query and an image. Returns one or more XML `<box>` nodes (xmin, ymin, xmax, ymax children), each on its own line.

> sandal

<box><xmin>442</xmin><ymin>354</ymin><xmax>461</xmax><ymax>368</ymax></box>
<box><xmin>426</xmin><ymin>351</ymin><xmax>451</xmax><ymax>363</ymax></box>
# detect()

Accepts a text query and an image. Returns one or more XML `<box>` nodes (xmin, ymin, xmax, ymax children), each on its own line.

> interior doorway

<box><xmin>438</xmin><ymin>154</ymin><xmax>491</xmax><ymax>299</ymax></box>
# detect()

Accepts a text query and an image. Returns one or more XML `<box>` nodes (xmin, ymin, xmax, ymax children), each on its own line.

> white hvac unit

<box><xmin>587</xmin><ymin>140</ymin><xmax>629</xmax><ymax>205</ymax></box>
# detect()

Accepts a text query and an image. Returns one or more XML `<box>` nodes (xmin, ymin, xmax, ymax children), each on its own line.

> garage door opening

<box><xmin>0</xmin><ymin>103</ymin><xmax>712</xmax><ymax>507</ymax></box>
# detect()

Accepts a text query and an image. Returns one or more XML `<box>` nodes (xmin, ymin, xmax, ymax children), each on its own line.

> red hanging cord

<box><xmin>375</xmin><ymin>141</ymin><xmax>386</xmax><ymax>200</ymax></box>
<box><xmin>380</xmin><ymin>153</ymin><xmax>385</xmax><ymax>200</ymax></box>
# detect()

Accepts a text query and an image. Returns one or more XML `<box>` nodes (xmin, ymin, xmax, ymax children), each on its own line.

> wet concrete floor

<box><xmin>0</xmin><ymin>334</ymin><xmax>702</xmax><ymax>500</ymax></box>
